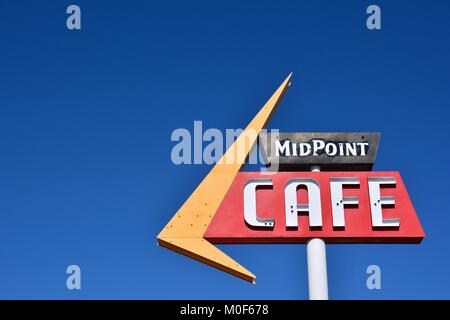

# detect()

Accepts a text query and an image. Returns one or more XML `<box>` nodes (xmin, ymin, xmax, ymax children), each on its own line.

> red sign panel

<box><xmin>205</xmin><ymin>172</ymin><xmax>424</xmax><ymax>244</ymax></box>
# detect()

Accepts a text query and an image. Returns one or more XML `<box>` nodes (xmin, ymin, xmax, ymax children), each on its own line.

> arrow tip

<box><xmin>286</xmin><ymin>72</ymin><xmax>293</xmax><ymax>84</ymax></box>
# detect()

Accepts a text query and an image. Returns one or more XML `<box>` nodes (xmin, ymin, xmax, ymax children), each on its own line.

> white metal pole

<box><xmin>307</xmin><ymin>165</ymin><xmax>329</xmax><ymax>300</ymax></box>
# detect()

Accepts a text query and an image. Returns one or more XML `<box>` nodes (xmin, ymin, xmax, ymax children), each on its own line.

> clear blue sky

<box><xmin>0</xmin><ymin>0</ymin><xmax>449</xmax><ymax>299</ymax></box>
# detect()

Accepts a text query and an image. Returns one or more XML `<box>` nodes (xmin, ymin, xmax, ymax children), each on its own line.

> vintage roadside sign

<box><xmin>157</xmin><ymin>73</ymin><xmax>424</xmax><ymax>285</ymax></box>
<box><xmin>260</xmin><ymin>132</ymin><xmax>380</xmax><ymax>171</ymax></box>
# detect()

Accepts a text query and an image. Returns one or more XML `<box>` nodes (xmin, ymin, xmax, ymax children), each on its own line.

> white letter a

<box><xmin>66</xmin><ymin>5</ymin><xmax>81</xmax><ymax>30</ymax></box>
<box><xmin>66</xmin><ymin>265</ymin><xmax>81</xmax><ymax>290</ymax></box>
<box><xmin>366</xmin><ymin>5</ymin><xmax>381</xmax><ymax>30</ymax></box>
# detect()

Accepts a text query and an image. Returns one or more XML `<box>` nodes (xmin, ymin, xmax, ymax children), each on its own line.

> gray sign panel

<box><xmin>259</xmin><ymin>132</ymin><xmax>380</xmax><ymax>171</ymax></box>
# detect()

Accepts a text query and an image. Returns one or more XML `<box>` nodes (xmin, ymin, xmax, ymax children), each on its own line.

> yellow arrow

<box><xmin>157</xmin><ymin>73</ymin><xmax>292</xmax><ymax>283</ymax></box>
